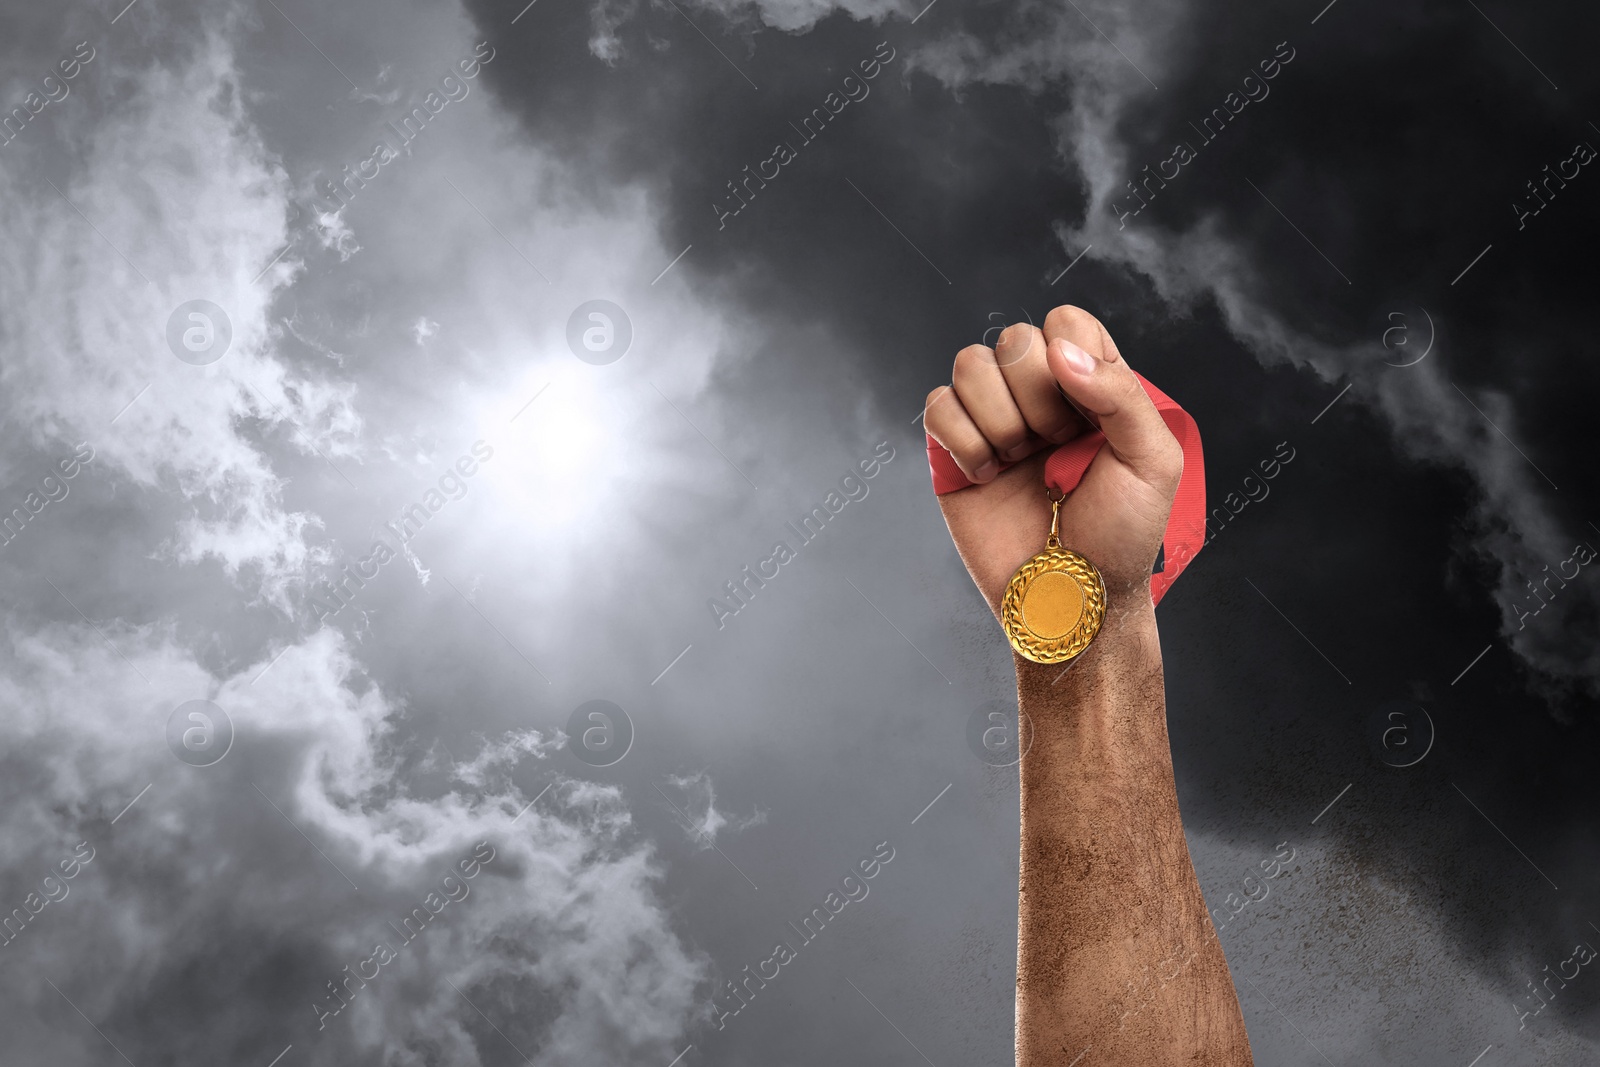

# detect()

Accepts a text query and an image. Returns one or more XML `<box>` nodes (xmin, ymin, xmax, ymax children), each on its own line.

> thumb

<box><xmin>1044</xmin><ymin>332</ymin><xmax>1182</xmax><ymax>492</ymax></box>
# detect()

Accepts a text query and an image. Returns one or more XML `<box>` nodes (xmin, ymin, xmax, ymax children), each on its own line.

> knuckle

<box><xmin>924</xmin><ymin>412</ymin><xmax>963</xmax><ymax>449</ymax></box>
<box><xmin>995</xmin><ymin>324</ymin><xmax>1044</xmax><ymax>368</ymax></box>
<box><xmin>950</xmin><ymin>434</ymin><xmax>994</xmax><ymax>472</ymax></box>
<box><xmin>924</xmin><ymin>385</ymin><xmax>953</xmax><ymax>412</ymax></box>
<box><xmin>995</xmin><ymin>322</ymin><xmax>1032</xmax><ymax>349</ymax></box>
<box><xmin>989</xmin><ymin>423</ymin><xmax>1029</xmax><ymax>454</ymax></box>
<box><xmin>952</xmin><ymin>344</ymin><xmax>996</xmax><ymax>381</ymax></box>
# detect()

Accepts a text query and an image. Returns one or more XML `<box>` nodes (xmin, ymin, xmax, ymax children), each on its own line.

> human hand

<box><xmin>924</xmin><ymin>305</ymin><xmax>1184</xmax><ymax>619</ymax></box>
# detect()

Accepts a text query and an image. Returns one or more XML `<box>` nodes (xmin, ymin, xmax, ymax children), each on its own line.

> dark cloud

<box><xmin>466</xmin><ymin>0</ymin><xmax>1600</xmax><ymax>1059</ymax></box>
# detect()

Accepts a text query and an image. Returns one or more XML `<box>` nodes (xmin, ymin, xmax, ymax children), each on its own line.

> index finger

<box><xmin>994</xmin><ymin>322</ymin><xmax>1087</xmax><ymax>445</ymax></box>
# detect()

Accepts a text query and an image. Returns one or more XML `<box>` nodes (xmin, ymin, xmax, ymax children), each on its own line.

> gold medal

<box><xmin>1001</xmin><ymin>489</ymin><xmax>1106</xmax><ymax>664</ymax></box>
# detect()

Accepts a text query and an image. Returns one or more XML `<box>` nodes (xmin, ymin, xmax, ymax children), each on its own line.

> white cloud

<box><xmin>0</xmin><ymin>622</ymin><xmax>707</xmax><ymax>1063</ymax></box>
<box><xmin>0</xmin><ymin>25</ymin><xmax>359</xmax><ymax>608</ymax></box>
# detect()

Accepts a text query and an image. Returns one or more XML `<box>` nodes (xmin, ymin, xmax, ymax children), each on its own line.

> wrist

<box><xmin>1014</xmin><ymin>594</ymin><xmax>1171</xmax><ymax>777</ymax></box>
<box><xmin>1014</xmin><ymin>593</ymin><xmax>1161</xmax><ymax>694</ymax></box>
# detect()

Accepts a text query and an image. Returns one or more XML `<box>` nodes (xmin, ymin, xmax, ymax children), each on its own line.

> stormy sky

<box><xmin>0</xmin><ymin>0</ymin><xmax>1595</xmax><ymax>1064</ymax></box>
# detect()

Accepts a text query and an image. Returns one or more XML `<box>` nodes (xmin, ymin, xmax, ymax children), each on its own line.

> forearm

<box><xmin>1014</xmin><ymin>602</ymin><xmax>1251</xmax><ymax>1066</ymax></box>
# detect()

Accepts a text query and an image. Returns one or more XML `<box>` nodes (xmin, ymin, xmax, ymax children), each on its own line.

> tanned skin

<box><xmin>924</xmin><ymin>306</ymin><xmax>1253</xmax><ymax>1066</ymax></box>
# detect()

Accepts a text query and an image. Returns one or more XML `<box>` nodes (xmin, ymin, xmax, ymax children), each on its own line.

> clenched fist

<box><xmin>932</xmin><ymin>310</ymin><xmax>1252</xmax><ymax>1065</ymax></box>
<box><xmin>924</xmin><ymin>305</ymin><xmax>1184</xmax><ymax>620</ymax></box>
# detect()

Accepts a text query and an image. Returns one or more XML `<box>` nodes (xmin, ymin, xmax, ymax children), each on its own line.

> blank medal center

<box><xmin>1022</xmin><ymin>571</ymin><xmax>1083</xmax><ymax>638</ymax></box>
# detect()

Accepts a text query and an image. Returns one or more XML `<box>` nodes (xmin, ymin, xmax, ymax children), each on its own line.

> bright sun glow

<box><xmin>474</xmin><ymin>360</ymin><xmax>636</xmax><ymax>537</ymax></box>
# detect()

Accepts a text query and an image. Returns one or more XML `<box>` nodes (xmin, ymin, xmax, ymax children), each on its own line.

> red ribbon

<box><xmin>925</xmin><ymin>373</ymin><xmax>1206</xmax><ymax>605</ymax></box>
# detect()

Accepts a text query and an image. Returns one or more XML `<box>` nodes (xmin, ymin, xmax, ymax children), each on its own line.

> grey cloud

<box><xmin>0</xmin><ymin>17</ymin><xmax>362</xmax><ymax>609</ymax></box>
<box><xmin>663</xmin><ymin>770</ymin><xmax>769</xmax><ymax>847</ymax></box>
<box><xmin>0</xmin><ymin>624</ymin><xmax>705</xmax><ymax>1064</ymax></box>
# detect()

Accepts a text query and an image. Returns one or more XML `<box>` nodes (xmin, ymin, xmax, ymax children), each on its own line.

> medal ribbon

<box><xmin>925</xmin><ymin>372</ymin><xmax>1206</xmax><ymax>605</ymax></box>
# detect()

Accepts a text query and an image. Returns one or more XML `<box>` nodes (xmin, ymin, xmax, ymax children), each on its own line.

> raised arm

<box><xmin>925</xmin><ymin>305</ymin><xmax>1252</xmax><ymax>1066</ymax></box>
